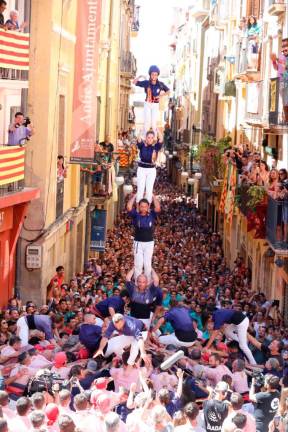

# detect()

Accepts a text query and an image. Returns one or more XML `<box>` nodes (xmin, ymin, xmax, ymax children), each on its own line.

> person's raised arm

<box><xmin>93</xmin><ymin>336</ymin><xmax>108</xmax><ymax>358</ymax></box>
<box><xmin>151</xmin><ymin>317</ymin><xmax>165</xmax><ymax>334</ymax></box>
<box><xmin>247</xmin><ymin>332</ymin><xmax>262</xmax><ymax>350</ymax></box>
<box><xmin>205</xmin><ymin>329</ymin><xmax>220</xmax><ymax>350</ymax></box>
<box><xmin>175</xmin><ymin>369</ymin><xmax>184</xmax><ymax>398</ymax></box>
<box><xmin>151</xmin><ymin>268</ymin><xmax>159</xmax><ymax>287</ymax></box>
<box><xmin>157</xmin><ymin>131</ymin><xmax>164</xmax><ymax>144</ymax></box>
<box><xmin>133</xmin><ymin>75</ymin><xmax>146</xmax><ymax>85</ymax></box>
<box><xmin>152</xmin><ymin>194</ymin><xmax>161</xmax><ymax>213</ymax></box>
<box><xmin>127</xmin><ymin>194</ymin><xmax>137</xmax><ymax>212</ymax></box>
<box><xmin>249</xmin><ymin>377</ymin><xmax>258</xmax><ymax>402</ymax></box>
<box><xmin>126</xmin><ymin>268</ymin><xmax>134</xmax><ymax>282</ymax></box>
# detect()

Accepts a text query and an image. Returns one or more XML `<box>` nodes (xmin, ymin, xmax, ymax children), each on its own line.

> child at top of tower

<box><xmin>133</xmin><ymin>65</ymin><xmax>170</xmax><ymax>134</ymax></box>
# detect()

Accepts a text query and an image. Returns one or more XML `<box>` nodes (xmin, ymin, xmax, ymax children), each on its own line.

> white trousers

<box><xmin>224</xmin><ymin>317</ymin><xmax>256</xmax><ymax>365</ymax></box>
<box><xmin>158</xmin><ymin>333</ymin><xmax>196</xmax><ymax>348</ymax></box>
<box><xmin>17</xmin><ymin>316</ymin><xmax>29</xmax><ymax>346</ymax></box>
<box><xmin>136</xmin><ymin>166</ymin><xmax>156</xmax><ymax>203</ymax></box>
<box><xmin>134</xmin><ymin>240</ymin><xmax>154</xmax><ymax>280</ymax></box>
<box><xmin>104</xmin><ymin>332</ymin><xmax>148</xmax><ymax>365</ymax></box>
<box><xmin>144</xmin><ymin>101</ymin><xmax>159</xmax><ymax>134</ymax></box>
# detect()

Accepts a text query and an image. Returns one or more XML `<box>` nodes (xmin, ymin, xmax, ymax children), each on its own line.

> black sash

<box><xmin>26</xmin><ymin>314</ymin><xmax>36</xmax><ymax>330</ymax></box>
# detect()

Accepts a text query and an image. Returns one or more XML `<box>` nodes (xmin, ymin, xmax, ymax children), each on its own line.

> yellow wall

<box><xmin>19</xmin><ymin>0</ymin><xmax>87</xmax><ymax>304</ymax></box>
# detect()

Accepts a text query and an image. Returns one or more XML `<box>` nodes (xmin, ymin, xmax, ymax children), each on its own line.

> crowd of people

<box><xmin>0</xmin><ymin>168</ymin><xmax>287</xmax><ymax>432</ymax></box>
<box><xmin>224</xmin><ymin>145</ymin><xmax>288</xmax><ymax>243</ymax></box>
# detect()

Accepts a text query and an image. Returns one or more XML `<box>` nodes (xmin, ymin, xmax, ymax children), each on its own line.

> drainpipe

<box><xmin>105</xmin><ymin>0</ymin><xmax>114</xmax><ymax>136</ymax></box>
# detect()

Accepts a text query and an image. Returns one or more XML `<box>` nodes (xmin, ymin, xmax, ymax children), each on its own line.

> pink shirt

<box><xmin>232</xmin><ymin>371</ymin><xmax>249</xmax><ymax>394</ymax></box>
<box><xmin>8</xmin><ymin>416</ymin><xmax>31</xmax><ymax>431</ymax></box>
<box><xmin>221</xmin><ymin>409</ymin><xmax>256</xmax><ymax>432</ymax></box>
<box><xmin>203</xmin><ymin>365</ymin><xmax>233</xmax><ymax>387</ymax></box>
<box><xmin>2</xmin><ymin>405</ymin><xmax>16</xmax><ymax>422</ymax></box>
<box><xmin>110</xmin><ymin>367</ymin><xmax>142</xmax><ymax>392</ymax></box>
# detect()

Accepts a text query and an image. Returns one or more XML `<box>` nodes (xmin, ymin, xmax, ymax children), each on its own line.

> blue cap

<box><xmin>148</xmin><ymin>65</ymin><xmax>160</xmax><ymax>75</ymax></box>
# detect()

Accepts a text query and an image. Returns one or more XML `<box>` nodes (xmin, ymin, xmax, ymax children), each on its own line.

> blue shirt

<box><xmin>135</xmin><ymin>79</ymin><xmax>169</xmax><ymax>102</ymax></box>
<box><xmin>96</xmin><ymin>296</ymin><xmax>125</xmax><ymax>318</ymax></box>
<box><xmin>105</xmin><ymin>316</ymin><xmax>145</xmax><ymax>340</ymax></box>
<box><xmin>126</xmin><ymin>281</ymin><xmax>163</xmax><ymax>319</ymax></box>
<box><xmin>212</xmin><ymin>309</ymin><xmax>245</xmax><ymax>330</ymax></box>
<box><xmin>164</xmin><ymin>307</ymin><xmax>195</xmax><ymax>332</ymax></box>
<box><xmin>128</xmin><ymin>208</ymin><xmax>158</xmax><ymax>242</ymax></box>
<box><xmin>79</xmin><ymin>323</ymin><xmax>102</xmax><ymax>351</ymax></box>
<box><xmin>137</xmin><ymin>141</ymin><xmax>162</xmax><ymax>164</ymax></box>
<box><xmin>8</xmin><ymin>125</ymin><xmax>31</xmax><ymax>145</ymax></box>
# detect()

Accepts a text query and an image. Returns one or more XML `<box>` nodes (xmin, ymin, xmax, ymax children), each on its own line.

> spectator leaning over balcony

<box><xmin>246</xmin><ymin>15</ymin><xmax>261</xmax><ymax>71</ymax></box>
<box><xmin>271</xmin><ymin>38</ymin><xmax>288</xmax><ymax>123</ymax></box>
<box><xmin>8</xmin><ymin>112</ymin><xmax>34</xmax><ymax>146</ymax></box>
<box><xmin>5</xmin><ymin>9</ymin><xmax>27</xmax><ymax>32</ymax></box>
<box><xmin>0</xmin><ymin>0</ymin><xmax>7</xmax><ymax>28</ymax></box>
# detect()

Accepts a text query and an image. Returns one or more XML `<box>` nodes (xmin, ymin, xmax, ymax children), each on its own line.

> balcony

<box><xmin>0</xmin><ymin>145</ymin><xmax>25</xmax><ymax>196</ymax></box>
<box><xmin>235</xmin><ymin>36</ymin><xmax>261</xmax><ymax>80</ymax></box>
<box><xmin>131</xmin><ymin>3</ymin><xmax>140</xmax><ymax>34</ymax></box>
<box><xmin>56</xmin><ymin>179</ymin><xmax>64</xmax><ymax>219</ymax></box>
<box><xmin>120</xmin><ymin>51</ymin><xmax>137</xmax><ymax>77</ymax></box>
<box><xmin>0</xmin><ymin>30</ymin><xmax>29</xmax><ymax>82</ymax></box>
<box><xmin>190</xmin><ymin>0</ymin><xmax>210</xmax><ymax>18</ymax></box>
<box><xmin>269</xmin><ymin>77</ymin><xmax>288</xmax><ymax>130</ymax></box>
<box><xmin>245</xmin><ymin>81</ymin><xmax>267</xmax><ymax>126</ymax></box>
<box><xmin>266</xmin><ymin>196</ymin><xmax>288</xmax><ymax>252</ymax></box>
<box><xmin>268</xmin><ymin>0</ymin><xmax>286</xmax><ymax>16</ymax></box>
<box><xmin>236</xmin><ymin>185</ymin><xmax>267</xmax><ymax>239</ymax></box>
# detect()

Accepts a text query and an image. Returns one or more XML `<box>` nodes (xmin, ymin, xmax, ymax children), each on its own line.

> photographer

<box><xmin>8</xmin><ymin>112</ymin><xmax>34</xmax><ymax>146</ymax></box>
<box><xmin>203</xmin><ymin>381</ymin><xmax>230</xmax><ymax>432</ymax></box>
<box><xmin>249</xmin><ymin>374</ymin><xmax>280</xmax><ymax>432</ymax></box>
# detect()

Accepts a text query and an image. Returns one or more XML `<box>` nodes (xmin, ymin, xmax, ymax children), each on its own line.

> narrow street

<box><xmin>0</xmin><ymin>0</ymin><xmax>288</xmax><ymax>431</ymax></box>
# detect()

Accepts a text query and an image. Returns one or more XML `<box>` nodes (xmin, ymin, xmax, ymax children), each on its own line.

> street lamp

<box><xmin>115</xmin><ymin>176</ymin><xmax>124</xmax><ymax>186</ymax></box>
<box><xmin>188</xmin><ymin>178</ymin><xmax>196</xmax><ymax>185</ymax></box>
<box><xmin>123</xmin><ymin>184</ymin><xmax>133</xmax><ymax>196</ymax></box>
<box><xmin>181</xmin><ymin>171</ymin><xmax>189</xmax><ymax>178</ymax></box>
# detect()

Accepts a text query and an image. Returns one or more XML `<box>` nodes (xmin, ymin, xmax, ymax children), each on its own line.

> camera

<box><xmin>282</xmin><ymin>179</ymin><xmax>288</xmax><ymax>190</ymax></box>
<box><xmin>26</xmin><ymin>369</ymin><xmax>70</xmax><ymax>396</ymax></box>
<box><xmin>23</xmin><ymin>117</ymin><xmax>31</xmax><ymax>127</ymax></box>
<box><xmin>252</xmin><ymin>370</ymin><xmax>265</xmax><ymax>388</ymax></box>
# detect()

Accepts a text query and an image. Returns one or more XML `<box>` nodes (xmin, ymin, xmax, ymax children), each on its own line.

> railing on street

<box><xmin>0</xmin><ymin>145</ymin><xmax>25</xmax><ymax>196</ymax></box>
<box><xmin>269</xmin><ymin>77</ymin><xmax>288</xmax><ymax>127</ymax></box>
<box><xmin>266</xmin><ymin>196</ymin><xmax>288</xmax><ymax>250</ymax></box>
<box><xmin>120</xmin><ymin>51</ymin><xmax>137</xmax><ymax>76</ymax></box>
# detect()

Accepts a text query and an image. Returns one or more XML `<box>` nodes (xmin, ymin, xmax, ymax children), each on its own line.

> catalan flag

<box><xmin>0</xmin><ymin>146</ymin><xmax>25</xmax><ymax>186</ymax></box>
<box><xmin>0</xmin><ymin>30</ymin><xmax>29</xmax><ymax>70</ymax></box>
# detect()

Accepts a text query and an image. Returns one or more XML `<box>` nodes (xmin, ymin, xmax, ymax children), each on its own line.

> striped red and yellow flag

<box><xmin>0</xmin><ymin>146</ymin><xmax>25</xmax><ymax>186</ymax></box>
<box><xmin>0</xmin><ymin>30</ymin><xmax>29</xmax><ymax>70</ymax></box>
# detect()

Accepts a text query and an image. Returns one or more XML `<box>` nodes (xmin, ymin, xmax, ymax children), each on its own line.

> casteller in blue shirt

<box><xmin>135</xmin><ymin>79</ymin><xmax>169</xmax><ymax>103</ymax></box>
<box><xmin>105</xmin><ymin>315</ymin><xmax>145</xmax><ymax>341</ymax></box>
<box><xmin>95</xmin><ymin>295</ymin><xmax>125</xmax><ymax>318</ymax></box>
<box><xmin>137</xmin><ymin>140</ymin><xmax>162</xmax><ymax>166</ymax></box>
<box><xmin>212</xmin><ymin>309</ymin><xmax>246</xmax><ymax>330</ymax></box>
<box><xmin>164</xmin><ymin>307</ymin><xmax>197</xmax><ymax>342</ymax></box>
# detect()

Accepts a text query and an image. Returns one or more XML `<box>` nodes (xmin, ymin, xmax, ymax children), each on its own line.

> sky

<box><xmin>131</xmin><ymin>0</ymin><xmax>191</xmax><ymax>77</ymax></box>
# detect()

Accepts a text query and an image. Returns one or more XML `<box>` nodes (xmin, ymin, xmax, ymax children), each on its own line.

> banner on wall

<box><xmin>70</xmin><ymin>0</ymin><xmax>102</xmax><ymax>163</ymax></box>
<box><xmin>90</xmin><ymin>209</ymin><xmax>107</xmax><ymax>251</ymax></box>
